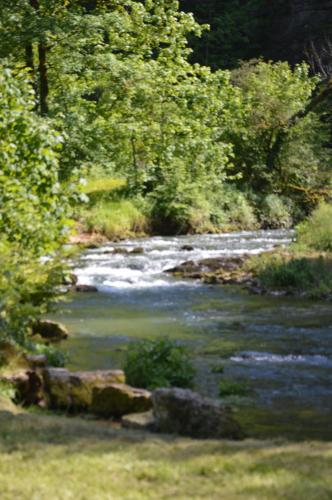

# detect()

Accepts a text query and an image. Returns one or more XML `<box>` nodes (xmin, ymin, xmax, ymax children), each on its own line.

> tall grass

<box><xmin>82</xmin><ymin>199</ymin><xmax>147</xmax><ymax>240</ymax></box>
<box><xmin>296</xmin><ymin>203</ymin><xmax>332</xmax><ymax>252</ymax></box>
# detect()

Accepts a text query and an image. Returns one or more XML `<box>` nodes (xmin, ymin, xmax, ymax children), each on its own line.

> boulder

<box><xmin>91</xmin><ymin>383</ymin><xmax>152</xmax><ymax>418</ymax></box>
<box><xmin>152</xmin><ymin>388</ymin><xmax>243</xmax><ymax>439</ymax></box>
<box><xmin>26</xmin><ymin>354</ymin><xmax>48</xmax><ymax>368</ymax></box>
<box><xmin>31</xmin><ymin>320</ymin><xmax>69</xmax><ymax>342</ymax></box>
<box><xmin>75</xmin><ymin>284</ymin><xmax>98</xmax><ymax>293</ymax></box>
<box><xmin>1</xmin><ymin>370</ymin><xmax>44</xmax><ymax>406</ymax></box>
<box><xmin>165</xmin><ymin>256</ymin><xmax>249</xmax><ymax>278</ymax></box>
<box><xmin>181</xmin><ymin>245</ymin><xmax>194</xmax><ymax>251</ymax></box>
<box><xmin>121</xmin><ymin>411</ymin><xmax>156</xmax><ymax>431</ymax></box>
<box><xmin>130</xmin><ymin>247</ymin><xmax>144</xmax><ymax>254</ymax></box>
<box><xmin>112</xmin><ymin>248</ymin><xmax>129</xmax><ymax>255</ymax></box>
<box><xmin>43</xmin><ymin>368</ymin><xmax>125</xmax><ymax>411</ymax></box>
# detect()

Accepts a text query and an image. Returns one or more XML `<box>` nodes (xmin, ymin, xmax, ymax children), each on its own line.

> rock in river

<box><xmin>31</xmin><ymin>320</ymin><xmax>69</xmax><ymax>341</ymax></box>
<box><xmin>152</xmin><ymin>388</ymin><xmax>243</xmax><ymax>439</ymax></box>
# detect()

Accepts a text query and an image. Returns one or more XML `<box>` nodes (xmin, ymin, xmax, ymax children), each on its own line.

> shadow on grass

<box><xmin>0</xmin><ymin>409</ymin><xmax>331</xmax><ymax>499</ymax></box>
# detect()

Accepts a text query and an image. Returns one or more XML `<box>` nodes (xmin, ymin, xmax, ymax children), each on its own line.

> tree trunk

<box><xmin>29</xmin><ymin>0</ymin><xmax>49</xmax><ymax>115</ymax></box>
<box><xmin>38</xmin><ymin>44</ymin><xmax>49</xmax><ymax>115</ymax></box>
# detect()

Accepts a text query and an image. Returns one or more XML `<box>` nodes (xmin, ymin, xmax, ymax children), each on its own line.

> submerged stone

<box><xmin>75</xmin><ymin>284</ymin><xmax>98</xmax><ymax>293</ymax></box>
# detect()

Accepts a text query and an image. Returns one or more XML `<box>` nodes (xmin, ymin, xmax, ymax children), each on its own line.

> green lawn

<box><xmin>0</xmin><ymin>403</ymin><xmax>331</xmax><ymax>500</ymax></box>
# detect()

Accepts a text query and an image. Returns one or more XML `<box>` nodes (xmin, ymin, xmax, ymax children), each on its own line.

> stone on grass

<box><xmin>91</xmin><ymin>383</ymin><xmax>152</xmax><ymax>418</ymax></box>
<box><xmin>43</xmin><ymin>368</ymin><xmax>125</xmax><ymax>411</ymax></box>
<box><xmin>1</xmin><ymin>370</ymin><xmax>44</xmax><ymax>406</ymax></box>
<box><xmin>121</xmin><ymin>411</ymin><xmax>156</xmax><ymax>431</ymax></box>
<box><xmin>152</xmin><ymin>388</ymin><xmax>243</xmax><ymax>439</ymax></box>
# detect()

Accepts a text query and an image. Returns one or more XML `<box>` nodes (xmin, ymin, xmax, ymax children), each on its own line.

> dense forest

<box><xmin>0</xmin><ymin>2</ymin><xmax>332</xmax><ymax>497</ymax></box>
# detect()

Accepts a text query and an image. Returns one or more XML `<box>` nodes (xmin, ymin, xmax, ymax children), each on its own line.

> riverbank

<box><xmin>0</xmin><ymin>397</ymin><xmax>331</xmax><ymax>499</ymax></box>
<box><xmin>77</xmin><ymin>177</ymin><xmax>299</xmax><ymax>242</ymax></box>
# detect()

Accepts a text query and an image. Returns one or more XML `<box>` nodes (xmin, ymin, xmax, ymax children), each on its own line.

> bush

<box><xmin>124</xmin><ymin>337</ymin><xmax>195</xmax><ymax>390</ymax></box>
<box><xmin>250</xmin><ymin>252</ymin><xmax>332</xmax><ymax>298</ymax></box>
<box><xmin>296</xmin><ymin>203</ymin><xmax>332</xmax><ymax>252</ymax></box>
<box><xmin>27</xmin><ymin>342</ymin><xmax>66</xmax><ymax>368</ymax></box>
<box><xmin>0</xmin><ymin>65</ymin><xmax>71</xmax><ymax>346</ymax></box>
<box><xmin>0</xmin><ymin>380</ymin><xmax>16</xmax><ymax>401</ymax></box>
<box><xmin>219</xmin><ymin>379</ymin><xmax>249</xmax><ymax>397</ymax></box>
<box><xmin>221</xmin><ymin>187</ymin><xmax>257</xmax><ymax>230</ymax></box>
<box><xmin>259</xmin><ymin>194</ymin><xmax>293</xmax><ymax>229</ymax></box>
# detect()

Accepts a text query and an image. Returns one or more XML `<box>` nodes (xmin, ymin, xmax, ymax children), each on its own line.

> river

<box><xmin>54</xmin><ymin>230</ymin><xmax>332</xmax><ymax>439</ymax></box>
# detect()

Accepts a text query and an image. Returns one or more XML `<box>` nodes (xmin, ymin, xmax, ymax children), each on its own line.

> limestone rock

<box><xmin>130</xmin><ymin>247</ymin><xmax>144</xmax><ymax>254</ymax></box>
<box><xmin>1</xmin><ymin>370</ymin><xmax>44</xmax><ymax>406</ymax></box>
<box><xmin>152</xmin><ymin>388</ymin><xmax>243</xmax><ymax>439</ymax></box>
<box><xmin>75</xmin><ymin>284</ymin><xmax>98</xmax><ymax>293</ymax></box>
<box><xmin>121</xmin><ymin>411</ymin><xmax>156</xmax><ymax>431</ymax></box>
<box><xmin>43</xmin><ymin>368</ymin><xmax>125</xmax><ymax>411</ymax></box>
<box><xmin>25</xmin><ymin>354</ymin><xmax>48</xmax><ymax>368</ymax></box>
<box><xmin>32</xmin><ymin>320</ymin><xmax>69</xmax><ymax>341</ymax></box>
<box><xmin>91</xmin><ymin>383</ymin><xmax>152</xmax><ymax>418</ymax></box>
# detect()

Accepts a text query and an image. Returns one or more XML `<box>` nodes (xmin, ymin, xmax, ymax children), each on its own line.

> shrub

<box><xmin>221</xmin><ymin>187</ymin><xmax>257</xmax><ymax>230</ymax></box>
<box><xmin>27</xmin><ymin>342</ymin><xmax>66</xmax><ymax>368</ymax></box>
<box><xmin>0</xmin><ymin>380</ymin><xmax>16</xmax><ymax>401</ymax></box>
<box><xmin>219</xmin><ymin>379</ymin><xmax>249</xmax><ymax>397</ymax></box>
<box><xmin>0</xmin><ymin>65</ymin><xmax>71</xmax><ymax>346</ymax></box>
<box><xmin>259</xmin><ymin>194</ymin><xmax>292</xmax><ymax>229</ymax></box>
<box><xmin>296</xmin><ymin>203</ymin><xmax>332</xmax><ymax>252</ymax></box>
<box><xmin>124</xmin><ymin>337</ymin><xmax>195</xmax><ymax>390</ymax></box>
<box><xmin>250</xmin><ymin>252</ymin><xmax>332</xmax><ymax>297</ymax></box>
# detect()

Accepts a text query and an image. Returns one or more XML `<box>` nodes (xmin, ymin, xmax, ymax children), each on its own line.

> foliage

<box><xmin>0</xmin><ymin>65</ymin><xmax>70</xmax><ymax>346</ymax></box>
<box><xmin>219</xmin><ymin>379</ymin><xmax>249</xmax><ymax>397</ymax></box>
<box><xmin>225</xmin><ymin>61</ymin><xmax>329</xmax><ymax>206</ymax></box>
<box><xmin>259</xmin><ymin>194</ymin><xmax>292</xmax><ymax>229</ymax></box>
<box><xmin>296</xmin><ymin>203</ymin><xmax>332</xmax><ymax>252</ymax></box>
<box><xmin>0</xmin><ymin>380</ymin><xmax>16</xmax><ymax>402</ymax></box>
<box><xmin>124</xmin><ymin>337</ymin><xmax>195</xmax><ymax>390</ymax></box>
<box><xmin>250</xmin><ymin>252</ymin><xmax>332</xmax><ymax>299</ymax></box>
<box><xmin>219</xmin><ymin>186</ymin><xmax>257</xmax><ymax>230</ymax></box>
<box><xmin>180</xmin><ymin>0</ymin><xmax>265</xmax><ymax>69</ymax></box>
<box><xmin>82</xmin><ymin>199</ymin><xmax>147</xmax><ymax>240</ymax></box>
<box><xmin>27</xmin><ymin>342</ymin><xmax>66</xmax><ymax>368</ymax></box>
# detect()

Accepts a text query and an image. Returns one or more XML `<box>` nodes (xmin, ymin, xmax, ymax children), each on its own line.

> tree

<box><xmin>221</xmin><ymin>60</ymin><xmax>330</xmax><ymax>203</ymax></box>
<box><xmin>0</xmin><ymin>64</ymin><xmax>71</xmax><ymax>345</ymax></box>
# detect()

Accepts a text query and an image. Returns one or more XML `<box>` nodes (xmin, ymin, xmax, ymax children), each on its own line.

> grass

<box><xmin>79</xmin><ymin>177</ymin><xmax>148</xmax><ymax>240</ymax></box>
<box><xmin>0</xmin><ymin>402</ymin><xmax>332</xmax><ymax>500</ymax></box>
<box><xmin>249</xmin><ymin>251</ymin><xmax>332</xmax><ymax>299</ymax></box>
<box><xmin>82</xmin><ymin>199</ymin><xmax>148</xmax><ymax>240</ymax></box>
<box><xmin>219</xmin><ymin>379</ymin><xmax>249</xmax><ymax>397</ymax></box>
<box><xmin>296</xmin><ymin>203</ymin><xmax>332</xmax><ymax>252</ymax></box>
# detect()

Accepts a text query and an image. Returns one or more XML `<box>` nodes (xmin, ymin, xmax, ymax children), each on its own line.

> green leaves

<box><xmin>0</xmin><ymin>64</ymin><xmax>71</xmax><ymax>346</ymax></box>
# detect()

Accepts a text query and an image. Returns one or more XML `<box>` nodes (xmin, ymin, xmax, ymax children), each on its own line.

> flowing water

<box><xmin>54</xmin><ymin>230</ymin><xmax>332</xmax><ymax>439</ymax></box>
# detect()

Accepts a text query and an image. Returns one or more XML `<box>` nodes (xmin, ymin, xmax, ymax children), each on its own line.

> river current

<box><xmin>54</xmin><ymin>230</ymin><xmax>332</xmax><ymax>439</ymax></box>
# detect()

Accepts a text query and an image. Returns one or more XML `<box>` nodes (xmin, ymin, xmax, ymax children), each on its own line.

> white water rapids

<box><xmin>75</xmin><ymin>229</ymin><xmax>293</xmax><ymax>291</ymax></box>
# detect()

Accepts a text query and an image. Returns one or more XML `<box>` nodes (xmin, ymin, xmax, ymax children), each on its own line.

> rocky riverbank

<box><xmin>0</xmin><ymin>338</ymin><xmax>242</xmax><ymax>440</ymax></box>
